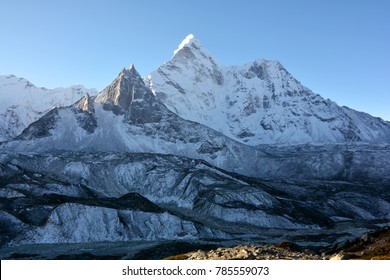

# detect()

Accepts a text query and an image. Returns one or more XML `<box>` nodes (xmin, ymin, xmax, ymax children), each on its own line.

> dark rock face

<box><xmin>248</xmin><ymin>62</ymin><xmax>266</xmax><ymax>80</ymax></box>
<box><xmin>15</xmin><ymin>108</ymin><xmax>60</xmax><ymax>140</ymax></box>
<box><xmin>197</xmin><ymin>141</ymin><xmax>226</xmax><ymax>154</ymax></box>
<box><xmin>340</xmin><ymin>121</ymin><xmax>362</xmax><ymax>141</ymax></box>
<box><xmin>74</xmin><ymin>96</ymin><xmax>97</xmax><ymax>134</ymax></box>
<box><xmin>77</xmin><ymin>93</ymin><xmax>95</xmax><ymax>113</ymax></box>
<box><xmin>75</xmin><ymin>111</ymin><xmax>97</xmax><ymax>134</ymax></box>
<box><xmin>237</xmin><ymin>130</ymin><xmax>255</xmax><ymax>139</ymax></box>
<box><xmin>97</xmin><ymin>67</ymin><xmax>137</xmax><ymax>112</ymax></box>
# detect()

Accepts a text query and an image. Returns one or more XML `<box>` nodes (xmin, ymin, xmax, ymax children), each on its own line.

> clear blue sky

<box><xmin>1</xmin><ymin>0</ymin><xmax>389</xmax><ymax>120</ymax></box>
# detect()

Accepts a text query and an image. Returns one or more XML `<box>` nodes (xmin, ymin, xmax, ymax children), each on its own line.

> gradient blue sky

<box><xmin>1</xmin><ymin>0</ymin><xmax>389</xmax><ymax>120</ymax></box>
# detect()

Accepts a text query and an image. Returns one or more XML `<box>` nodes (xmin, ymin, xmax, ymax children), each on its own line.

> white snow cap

<box><xmin>173</xmin><ymin>34</ymin><xmax>197</xmax><ymax>55</ymax></box>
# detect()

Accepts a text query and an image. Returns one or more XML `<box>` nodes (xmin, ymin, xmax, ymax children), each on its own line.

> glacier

<box><xmin>1</xmin><ymin>151</ymin><xmax>389</xmax><ymax>250</ymax></box>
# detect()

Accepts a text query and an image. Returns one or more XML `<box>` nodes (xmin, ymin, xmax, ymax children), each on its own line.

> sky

<box><xmin>1</xmin><ymin>0</ymin><xmax>389</xmax><ymax>120</ymax></box>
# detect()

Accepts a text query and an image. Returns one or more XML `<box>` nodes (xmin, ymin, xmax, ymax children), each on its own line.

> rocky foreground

<box><xmin>165</xmin><ymin>227</ymin><xmax>390</xmax><ymax>260</ymax></box>
<box><xmin>1</xmin><ymin>227</ymin><xmax>389</xmax><ymax>260</ymax></box>
<box><xmin>166</xmin><ymin>243</ymin><xmax>326</xmax><ymax>260</ymax></box>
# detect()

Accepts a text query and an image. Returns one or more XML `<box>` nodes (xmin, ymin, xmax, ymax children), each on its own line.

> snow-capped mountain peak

<box><xmin>146</xmin><ymin>35</ymin><xmax>390</xmax><ymax>145</ymax></box>
<box><xmin>170</xmin><ymin>34</ymin><xmax>220</xmax><ymax>68</ymax></box>
<box><xmin>173</xmin><ymin>34</ymin><xmax>197</xmax><ymax>56</ymax></box>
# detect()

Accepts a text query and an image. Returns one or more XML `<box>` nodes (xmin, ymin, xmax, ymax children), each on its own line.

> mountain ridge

<box><xmin>0</xmin><ymin>74</ymin><xmax>97</xmax><ymax>141</ymax></box>
<box><xmin>146</xmin><ymin>35</ymin><xmax>390</xmax><ymax>145</ymax></box>
<box><xmin>2</xmin><ymin>66</ymin><xmax>268</xmax><ymax>179</ymax></box>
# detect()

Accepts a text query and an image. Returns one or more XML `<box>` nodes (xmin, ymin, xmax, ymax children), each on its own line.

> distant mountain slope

<box><xmin>146</xmin><ymin>34</ymin><xmax>390</xmax><ymax>145</ymax></box>
<box><xmin>1</xmin><ymin>66</ymin><xmax>265</xmax><ymax>178</ymax></box>
<box><xmin>2</xmin><ymin>66</ymin><xmax>390</xmax><ymax>182</ymax></box>
<box><xmin>0</xmin><ymin>75</ymin><xmax>97</xmax><ymax>141</ymax></box>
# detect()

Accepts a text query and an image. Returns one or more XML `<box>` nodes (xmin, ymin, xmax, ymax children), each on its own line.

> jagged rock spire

<box><xmin>95</xmin><ymin>66</ymin><xmax>142</xmax><ymax>111</ymax></box>
<box><xmin>95</xmin><ymin>65</ymin><xmax>166</xmax><ymax>123</ymax></box>
<box><xmin>77</xmin><ymin>92</ymin><xmax>95</xmax><ymax>113</ymax></box>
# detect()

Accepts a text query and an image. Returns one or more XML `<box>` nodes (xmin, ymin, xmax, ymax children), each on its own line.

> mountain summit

<box><xmin>173</xmin><ymin>34</ymin><xmax>199</xmax><ymax>56</ymax></box>
<box><xmin>171</xmin><ymin>34</ymin><xmax>213</xmax><ymax>62</ymax></box>
<box><xmin>95</xmin><ymin>65</ymin><xmax>150</xmax><ymax>110</ymax></box>
<box><xmin>94</xmin><ymin>65</ymin><xmax>164</xmax><ymax>123</ymax></box>
<box><xmin>146</xmin><ymin>35</ymin><xmax>390</xmax><ymax>145</ymax></box>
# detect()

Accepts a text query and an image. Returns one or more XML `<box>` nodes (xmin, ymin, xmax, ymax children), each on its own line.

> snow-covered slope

<box><xmin>3</xmin><ymin>66</ymin><xmax>390</xmax><ymax>182</ymax></box>
<box><xmin>146</xmin><ymin>34</ymin><xmax>390</xmax><ymax>145</ymax></box>
<box><xmin>1</xmin><ymin>66</ymin><xmax>265</xmax><ymax>178</ymax></box>
<box><xmin>0</xmin><ymin>75</ymin><xmax>97</xmax><ymax>141</ymax></box>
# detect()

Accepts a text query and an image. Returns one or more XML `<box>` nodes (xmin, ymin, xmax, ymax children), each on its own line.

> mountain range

<box><xmin>0</xmin><ymin>35</ymin><xmax>389</xmax><ymax>259</ymax></box>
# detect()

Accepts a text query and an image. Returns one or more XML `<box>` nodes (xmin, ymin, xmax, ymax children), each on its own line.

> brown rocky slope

<box><xmin>164</xmin><ymin>227</ymin><xmax>390</xmax><ymax>260</ymax></box>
